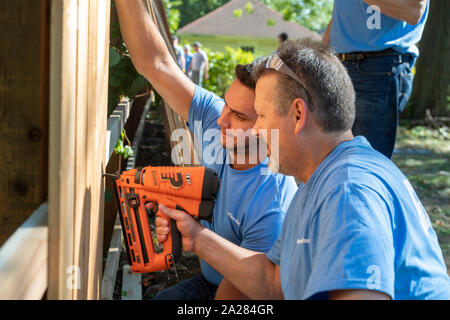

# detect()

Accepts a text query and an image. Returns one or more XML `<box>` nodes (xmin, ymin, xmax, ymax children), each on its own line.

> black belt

<box><xmin>337</xmin><ymin>48</ymin><xmax>408</xmax><ymax>62</ymax></box>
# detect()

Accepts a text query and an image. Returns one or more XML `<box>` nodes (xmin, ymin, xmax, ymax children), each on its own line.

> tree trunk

<box><xmin>408</xmin><ymin>0</ymin><xmax>450</xmax><ymax>119</ymax></box>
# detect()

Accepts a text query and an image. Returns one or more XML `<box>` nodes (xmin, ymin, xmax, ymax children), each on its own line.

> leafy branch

<box><xmin>114</xmin><ymin>129</ymin><xmax>134</xmax><ymax>159</ymax></box>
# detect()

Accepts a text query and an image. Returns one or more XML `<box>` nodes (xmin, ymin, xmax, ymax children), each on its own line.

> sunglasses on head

<box><xmin>266</xmin><ymin>53</ymin><xmax>310</xmax><ymax>105</ymax></box>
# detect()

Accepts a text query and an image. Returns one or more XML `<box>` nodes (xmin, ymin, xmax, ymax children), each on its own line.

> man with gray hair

<box><xmin>157</xmin><ymin>39</ymin><xmax>450</xmax><ymax>300</ymax></box>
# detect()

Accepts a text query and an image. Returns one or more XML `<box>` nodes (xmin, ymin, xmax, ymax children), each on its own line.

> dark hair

<box><xmin>278</xmin><ymin>32</ymin><xmax>288</xmax><ymax>42</ymax></box>
<box><xmin>254</xmin><ymin>39</ymin><xmax>355</xmax><ymax>133</ymax></box>
<box><xmin>234</xmin><ymin>57</ymin><xmax>267</xmax><ymax>90</ymax></box>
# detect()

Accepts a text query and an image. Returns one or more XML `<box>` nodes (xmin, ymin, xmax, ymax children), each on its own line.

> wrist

<box><xmin>192</xmin><ymin>224</ymin><xmax>208</xmax><ymax>255</ymax></box>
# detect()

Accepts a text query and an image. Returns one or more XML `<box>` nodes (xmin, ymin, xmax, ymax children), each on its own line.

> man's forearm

<box><xmin>114</xmin><ymin>0</ymin><xmax>170</xmax><ymax>78</ymax></box>
<box><xmin>114</xmin><ymin>0</ymin><xmax>194</xmax><ymax>120</ymax></box>
<box><xmin>194</xmin><ymin>227</ymin><xmax>283</xmax><ymax>300</ymax></box>
<box><xmin>364</xmin><ymin>0</ymin><xmax>427</xmax><ymax>25</ymax></box>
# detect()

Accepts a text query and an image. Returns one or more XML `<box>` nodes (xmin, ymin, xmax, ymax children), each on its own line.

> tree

<box><xmin>178</xmin><ymin>0</ymin><xmax>229</xmax><ymax>28</ymax></box>
<box><xmin>261</xmin><ymin>0</ymin><xmax>333</xmax><ymax>32</ymax></box>
<box><xmin>163</xmin><ymin>0</ymin><xmax>182</xmax><ymax>33</ymax></box>
<box><xmin>175</xmin><ymin>0</ymin><xmax>333</xmax><ymax>32</ymax></box>
<box><xmin>407</xmin><ymin>0</ymin><xmax>450</xmax><ymax>119</ymax></box>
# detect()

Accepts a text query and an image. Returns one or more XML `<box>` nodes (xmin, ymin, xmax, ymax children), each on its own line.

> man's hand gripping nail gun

<box><xmin>107</xmin><ymin>166</ymin><xmax>220</xmax><ymax>274</ymax></box>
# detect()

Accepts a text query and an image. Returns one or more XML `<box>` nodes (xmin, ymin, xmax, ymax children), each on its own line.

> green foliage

<box><xmin>109</xmin><ymin>3</ymin><xmax>150</xmax><ymax>116</ymax></box>
<box><xmin>203</xmin><ymin>46</ymin><xmax>255</xmax><ymax>97</ymax></box>
<box><xmin>114</xmin><ymin>129</ymin><xmax>134</xmax><ymax>159</ymax></box>
<box><xmin>177</xmin><ymin>0</ymin><xmax>230</xmax><ymax>28</ymax></box>
<box><xmin>233</xmin><ymin>9</ymin><xmax>243</xmax><ymax>19</ymax></box>
<box><xmin>244</xmin><ymin>2</ymin><xmax>254</xmax><ymax>14</ymax></box>
<box><xmin>170</xmin><ymin>0</ymin><xmax>333</xmax><ymax>32</ymax></box>
<box><xmin>163</xmin><ymin>0</ymin><xmax>182</xmax><ymax>33</ymax></box>
<box><xmin>108</xmin><ymin>44</ymin><xmax>150</xmax><ymax>116</ymax></box>
<box><xmin>261</xmin><ymin>0</ymin><xmax>333</xmax><ymax>32</ymax></box>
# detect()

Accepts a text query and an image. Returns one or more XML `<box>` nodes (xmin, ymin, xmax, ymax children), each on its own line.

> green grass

<box><xmin>393</xmin><ymin>125</ymin><xmax>450</xmax><ymax>271</ymax></box>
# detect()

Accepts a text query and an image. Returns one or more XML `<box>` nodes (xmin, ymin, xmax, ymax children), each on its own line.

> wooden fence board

<box><xmin>0</xmin><ymin>0</ymin><xmax>49</xmax><ymax>247</ymax></box>
<box><xmin>48</xmin><ymin>0</ymin><xmax>110</xmax><ymax>300</ymax></box>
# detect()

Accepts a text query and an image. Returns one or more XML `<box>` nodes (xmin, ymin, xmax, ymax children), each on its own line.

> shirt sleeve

<box><xmin>240</xmin><ymin>208</ymin><xmax>286</xmax><ymax>253</ymax></box>
<box><xmin>304</xmin><ymin>183</ymin><xmax>395</xmax><ymax>299</ymax></box>
<box><xmin>265</xmin><ymin>233</ymin><xmax>282</xmax><ymax>266</ymax></box>
<box><xmin>239</xmin><ymin>186</ymin><xmax>286</xmax><ymax>254</ymax></box>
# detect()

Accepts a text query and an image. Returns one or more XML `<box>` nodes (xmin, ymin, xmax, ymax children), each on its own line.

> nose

<box><xmin>251</xmin><ymin>119</ymin><xmax>261</xmax><ymax>137</ymax></box>
<box><xmin>217</xmin><ymin>106</ymin><xmax>231</xmax><ymax>129</ymax></box>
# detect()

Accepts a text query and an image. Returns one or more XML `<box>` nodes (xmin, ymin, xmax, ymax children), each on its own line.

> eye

<box><xmin>233</xmin><ymin>112</ymin><xmax>245</xmax><ymax>121</ymax></box>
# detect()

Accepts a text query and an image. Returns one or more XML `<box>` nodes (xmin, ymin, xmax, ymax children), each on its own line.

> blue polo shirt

<box><xmin>267</xmin><ymin>136</ymin><xmax>450</xmax><ymax>300</ymax></box>
<box><xmin>188</xmin><ymin>86</ymin><xmax>298</xmax><ymax>286</ymax></box>
<box><xmin>330</xmin><ymin>0</ymin><xmax>429</xmax><ymax>57</ymax></box>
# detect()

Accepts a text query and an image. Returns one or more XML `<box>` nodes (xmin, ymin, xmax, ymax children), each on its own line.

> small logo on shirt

<box><xmin>296</xmin><ymin>238</ymin><xmax>311</xmax><ymax>245</ymax></box>
<box><xmin>227</xmin><ymin>211</ymin><xmax>241</xmax><ymax>226</ymax></box>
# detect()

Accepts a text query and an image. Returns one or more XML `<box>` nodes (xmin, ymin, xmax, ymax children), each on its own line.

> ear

<box><xmin>290</xmin><ymin>98</ymin><xmax>307</xmax><ymax>135</ymax></box>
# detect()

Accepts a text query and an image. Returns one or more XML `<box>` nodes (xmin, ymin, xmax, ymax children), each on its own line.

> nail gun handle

<box><xmin>156</xmin><ymin>206</ymin><xmax>183</xmax><ymax>269</ymax></box>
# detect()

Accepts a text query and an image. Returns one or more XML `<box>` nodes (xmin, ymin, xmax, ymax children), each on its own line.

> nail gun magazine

<box><xmin>107</xmin><ymin>166</ymin><xmax>220</xmax><ymax>274</ymax></box>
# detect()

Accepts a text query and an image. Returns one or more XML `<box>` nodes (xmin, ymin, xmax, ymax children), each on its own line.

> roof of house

<box><xmin>177</xmin><ymin>0</ymin><xmax>321</xmax><ymax>41</ymax></box>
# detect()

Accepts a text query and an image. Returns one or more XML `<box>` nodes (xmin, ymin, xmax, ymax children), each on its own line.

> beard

<box><xmin>221</xmin><ymin>131</ymin><xmax>264</xmax><ymax>165</ymax></box>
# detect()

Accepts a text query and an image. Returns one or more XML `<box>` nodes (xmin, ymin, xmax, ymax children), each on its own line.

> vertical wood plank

<box><xmin>84</xmin><ymin>0</ymin><xmax>110</xmax><ymax>299</ymax></box>
<box><xmin>48</xmin><ymin>0</ymin><xmax>110</xmax><ymax>300</ymax></box>
<box><xmin>48</xmin><ymin>0</ymin><xmax>78</xmax><ymax>300</ymax></box>
<box><xmin>72</xmin><ymin>0</ymin><xmax>89</xmax><ymax>300</ymax></box>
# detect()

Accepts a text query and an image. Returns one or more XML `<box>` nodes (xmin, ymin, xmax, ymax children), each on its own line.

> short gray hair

<box><xmin>254</xmin><ymin>39</ymin><xmax>355</xmax><ymax>133</ymax></box>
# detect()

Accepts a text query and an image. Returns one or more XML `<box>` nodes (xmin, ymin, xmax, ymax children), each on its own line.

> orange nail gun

<box><xmin>107</xmin><ymin>166</ymin><xmax>220</xmax><ymax>274</ymax></box>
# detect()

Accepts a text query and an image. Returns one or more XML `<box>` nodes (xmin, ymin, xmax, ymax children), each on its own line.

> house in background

<box><xmin>177</xmin><ymin>0</ymin><xmax>321</xmax><ymax>56</ymax></box>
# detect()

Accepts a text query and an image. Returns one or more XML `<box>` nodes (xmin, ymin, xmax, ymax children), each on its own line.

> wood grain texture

<box><xmin>48</xmin><ymin>0</ymin><xmax>110</xmax><ymax>300</ymax></box>
<box><xmin>0</xmin><ymin>0</ymin><xmax>49</xmax><ymax>247</ymax></box>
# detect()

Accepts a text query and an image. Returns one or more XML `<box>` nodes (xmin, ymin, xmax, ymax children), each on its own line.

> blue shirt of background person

<box><xmin>188</xmin><ymin>86</ymin><xmax>298</xmax><ymax>286</ymax></box>
<box><xmin>184</xmin><ymin>45</ymin><xmax>194</xmax><ymax>74</ymax></box>
<box><xmin>173</xmin><ymin>36</ymin><xmax>185</xmax><ymax>70</ymax></box>
<box><xmin>266</xmin><ymin>136</ymin><xmax>450</xmax><ymax>300</ymax></box>
<box><xmin>330</xmin><ymin>0</ymin><xmax>429</xmax><ymax>59</ymax></box>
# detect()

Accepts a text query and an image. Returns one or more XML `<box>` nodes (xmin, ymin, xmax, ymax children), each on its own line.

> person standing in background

<box><xmin>323</xmin><ymin>0</ymin><xmax>429</xmax><ymax>158</ymax></box>
<box><xmin>184</xmin><ymin>44</ymin><xmax>194</xmax><ymax>79</ymax></box>
<box><xmin>278</xmin><ymin>32</ymin><xmax>288</xmax><ymax>44</ymax></box>
<box><xmin>188</xmin><ymin>42</ymin><xmax>209</xmax><ymax>87</ymax></box>
<box><xmin>173</xmin><ymin>35</ymin><xmax>186</xmax><ymax>73</ymax></box>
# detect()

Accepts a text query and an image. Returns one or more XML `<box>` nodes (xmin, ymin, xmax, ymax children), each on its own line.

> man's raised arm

<box><xmin>114</xmin><ymin>0</ymin><xmax>195</xmax><ymax>121</ymax></box>
<box><xmin>364</xmin><ymin>0</ymin><xmax>427</xmax><ymax>25</ymax></box>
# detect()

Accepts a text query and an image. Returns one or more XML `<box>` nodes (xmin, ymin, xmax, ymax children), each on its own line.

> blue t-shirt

<box><xmin>266</xmin><ymin>136</ymin><xmax>450</xmax><ymax>300</ymax></box>
<box><xmin>185</xmin><ymin>53</ymin><xmax>193</xmax><ymax>72</ymax></box>
<box><xmin>188</xmin><ymin>86</ymin><xmax>298</xmax><ymax>286</ymax></box>
<box><xmin>330</xmin><ymin>0</ymin><xmax>429</xmax><ymax>57</ymax></box>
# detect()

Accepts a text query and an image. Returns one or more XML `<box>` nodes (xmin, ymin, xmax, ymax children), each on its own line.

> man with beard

<box><xmin>114</xmin><ymin>0</ymin><xmax>298</xmax><ymax>300</ymax></box>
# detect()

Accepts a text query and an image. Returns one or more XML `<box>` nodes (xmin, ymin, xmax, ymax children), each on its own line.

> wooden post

<box><xmin>0</xmin><ymin>0</ymin><xmax>50</xmax><ymax>247</ymax></box>
<box><xmin>48</xmin><ymin>0</ymin><xmax>110</xmax><ymax>300</ymax></box>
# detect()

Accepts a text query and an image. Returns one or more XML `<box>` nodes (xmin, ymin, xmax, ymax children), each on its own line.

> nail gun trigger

<box><xmin>145</xmin><ymin>201</ymin><xmax>158</xmax><ymax>216</ymax></box>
